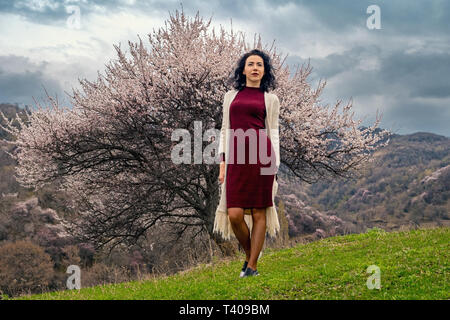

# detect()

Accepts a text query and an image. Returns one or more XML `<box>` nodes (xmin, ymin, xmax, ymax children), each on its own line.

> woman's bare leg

<box><xmin>247</xmin><ymin>208</ymin><xmax>266</xmax><ymax>270</ymax></box>
<box><xmin>228</xmin><ymin>207</ymin><xmax>251</xmax><ymax>261</ymax></box>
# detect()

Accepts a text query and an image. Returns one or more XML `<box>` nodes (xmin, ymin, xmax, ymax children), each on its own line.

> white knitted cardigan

<box><xmin>213</xmin><ymin>88</ymin><xmax>281</xmax><ymax>240</ymax></box>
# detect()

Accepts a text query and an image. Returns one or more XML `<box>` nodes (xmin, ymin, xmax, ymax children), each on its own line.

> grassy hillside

<box><xmin>10</xmin><ymin>226</ymin><xmax>449</xmax><ymax>300</ymax></box>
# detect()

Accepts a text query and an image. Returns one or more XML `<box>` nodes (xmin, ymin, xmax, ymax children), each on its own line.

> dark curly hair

<box><xmin>228</xmin><ymin>49</ymin><xmax>277</xmax><ymax>93</ymax></box>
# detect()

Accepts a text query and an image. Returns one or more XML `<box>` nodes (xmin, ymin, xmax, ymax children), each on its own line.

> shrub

<box><xmin>0</xmin><ymin>240</ymin><xmax>54</xmax><ymax>297</ymax></box>
<box><xmin>81</xmin><ymin>262</ymin><xmax>131</xmax><ymax>288</ymax></box>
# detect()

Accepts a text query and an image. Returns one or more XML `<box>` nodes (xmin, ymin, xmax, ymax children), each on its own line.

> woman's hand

<box><xmin>219</xmin><ymin>161</ymin><xmax>225</xmax><ymax>184</ymax></box>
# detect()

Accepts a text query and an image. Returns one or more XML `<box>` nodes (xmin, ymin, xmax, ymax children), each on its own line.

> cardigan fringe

<box><xmin>213</xmin><ymin>180</ymin><xmax>280</xmax><ymax>241</ymax></box>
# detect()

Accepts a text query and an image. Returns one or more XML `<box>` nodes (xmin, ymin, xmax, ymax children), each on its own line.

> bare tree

<box><xmin>0</xmin><ymin>8</ymin><xmax>390</xmax><ymax>253</ymax></box>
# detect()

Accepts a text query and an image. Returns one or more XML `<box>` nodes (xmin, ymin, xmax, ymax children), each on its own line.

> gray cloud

<box><xmin>383</xmin><ymin>97</ymin><xmax>450</xmax><ymax>136</ymax></box>
<box><xmin>0</xmin><ymin>0</ymin><xmax>449</xmax><ymax>137</ymax></box>
<box><xmin>380</xmin><ymin>51</ymin><xmax>450</xmax><ymax>99</ymax></box>
<box><xmin>271</xmin><ymin>0</ymin><xmax>450</xmax><ymax>35</ymax></box>
<box><xmin>282</xmin><ymin>41</ymin><xmax>450</xmax><ymax>136</ymax></box>
<box><xmin>0</xmin><ymin>0</ymin><xmax>189</xmax><ymax>25</ymax></box>
<box><xmin>2</xmin><ymin>0</ymin><xmax>450</xmax><ymax>35</ymax></box>
<box><xmin>0</xmin><ymin>55</ymin><xmax>68</xmax><ymax>108</ymax></box>
<box><xmin>304</xmin><ymin>45</ymin><xmax>450</xmax><ymax>99</ymax></box>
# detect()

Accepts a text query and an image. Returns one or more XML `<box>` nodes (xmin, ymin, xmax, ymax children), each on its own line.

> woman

<box><xmin>213</xmin><ymin>49</ymin><xmax>281</xmax><ymax>278</ymax></box>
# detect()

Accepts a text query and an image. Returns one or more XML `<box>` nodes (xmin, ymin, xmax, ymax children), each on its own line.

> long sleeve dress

<box><xmin>221</xmin><ymin>86</ymin><xmax>276</xmax><ymax>209</ymax></box>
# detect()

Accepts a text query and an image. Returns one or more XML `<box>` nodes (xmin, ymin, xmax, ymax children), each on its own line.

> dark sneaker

<box><xmin>239</xmin><ymin>261</ymin><xmax>248</xmax><ymax>278</ymax></box>
<box><xmin>242</xmin><ymin>267</ymin><xmax>260</xmax><ymax>277</ymax></box>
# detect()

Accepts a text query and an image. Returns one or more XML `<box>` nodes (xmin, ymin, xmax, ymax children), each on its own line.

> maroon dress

<box><xmin>223</xmin><ymin>86</ymin><xmax>276</xmax><ymax>209</ymax></box>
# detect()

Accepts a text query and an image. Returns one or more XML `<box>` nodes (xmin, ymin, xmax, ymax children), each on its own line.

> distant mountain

<box><xmin>276</xmin><ymin>131</ymin><xmax>449</xmax><ymax>240</ymax></box>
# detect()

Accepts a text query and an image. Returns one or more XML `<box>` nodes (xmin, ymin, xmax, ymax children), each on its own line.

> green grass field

<box><xmin>10</xmin><ymin>226</ymin><xmax>449</xmax><ymax>300</ymax></box>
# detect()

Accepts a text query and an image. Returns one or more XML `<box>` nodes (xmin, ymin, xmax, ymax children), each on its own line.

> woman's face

<box><xmin>242</xmin><ymin>55</ymin><xmax>265</xmax><ymax>87</ymax></box>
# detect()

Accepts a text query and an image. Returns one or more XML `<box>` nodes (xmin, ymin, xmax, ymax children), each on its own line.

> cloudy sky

<box><xmin>1</xmin><ymin>0</ymin><xmax>449</xmax><ymax>137</ymax></box>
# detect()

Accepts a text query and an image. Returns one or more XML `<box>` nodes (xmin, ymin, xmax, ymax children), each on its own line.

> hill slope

<box><xmin>11</xmin><ymin>226</ymin><xmax>449</xmax><ymax>300</ymax></box>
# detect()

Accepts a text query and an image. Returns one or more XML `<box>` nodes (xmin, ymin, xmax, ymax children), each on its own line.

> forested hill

<box><xmin>278</xmin><ymin>131</ymin><xmax>449</xmax><ymax>239</ymax></box>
